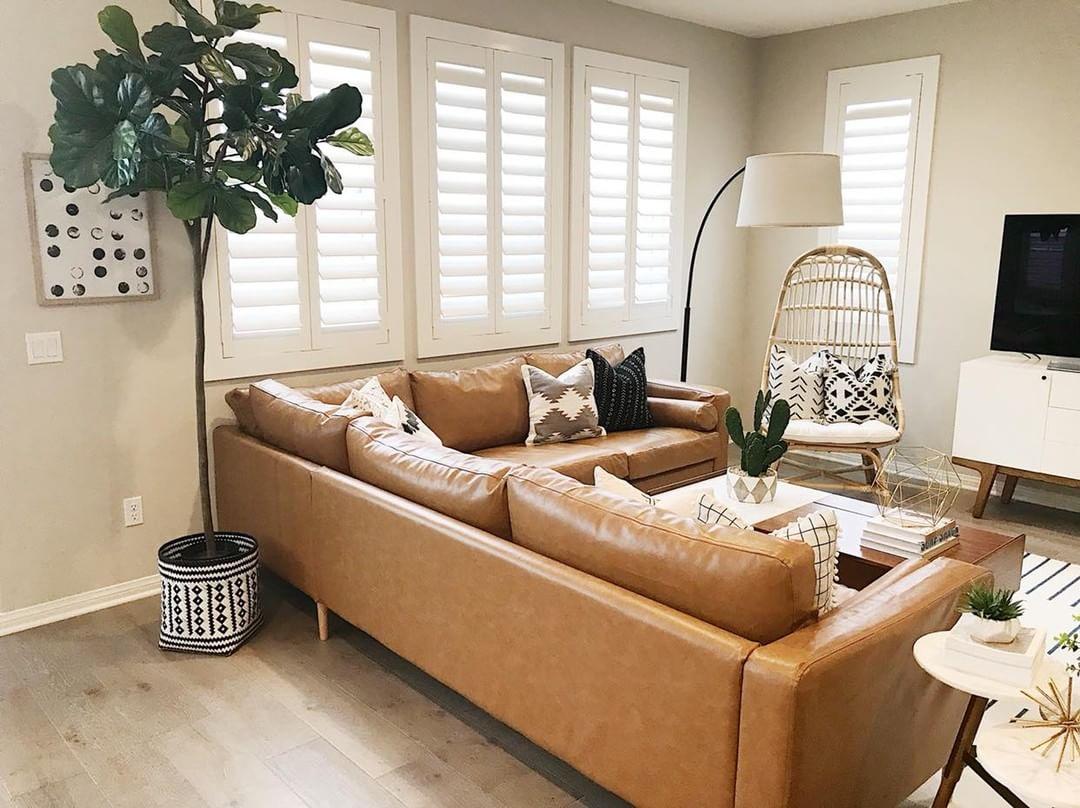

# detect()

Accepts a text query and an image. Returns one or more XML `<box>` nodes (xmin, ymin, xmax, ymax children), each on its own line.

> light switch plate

<box><xmin>25</xmin><ymin>331</ymin><xmax>63</xmax><ymax>365</ymax></box>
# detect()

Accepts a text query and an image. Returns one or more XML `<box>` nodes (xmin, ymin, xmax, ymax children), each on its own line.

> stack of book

<box><xmin>944</xmin><ymin>616</ymin><xmax>1046</xmax><ymax>687</ymax></box>
<box><xmin>860</xmin><ymin>512</ymin><xmax>960</xmax><ymax>559</ymax></box>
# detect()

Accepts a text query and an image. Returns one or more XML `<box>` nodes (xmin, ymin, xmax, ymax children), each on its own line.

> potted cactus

<box><xmin>960</xmin><ymin>584</ymin><xmax>1025</xmax><ymax>643</ymax></box>
<box><xmin>724</xmin><ymin>390</ymin><xmax>790</xmax><ymax>504</ymax></box>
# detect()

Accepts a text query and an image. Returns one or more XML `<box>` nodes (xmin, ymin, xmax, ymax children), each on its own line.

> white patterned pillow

<box><xmin>771</xmin><ymin>509</ymin><xmax>839</xmax><ymax>613</ymax></box>
<box><xmin>377</xmin><ymin>396</ymin><xmax>442</xmax><ymax>446</ymax></box>
<box><xmin>765</xmin><ymin>345</ymin><xmax>830</xmax><ymax>422</ymax></box>
<box><xmin>822</xmin><ymin>353</ymin><xmax>898</xmax><ymax>428</ymax></box>
<box><xmin>337</xmin><ymin>376</ymin><xmax>393</xmax><ymax>416</ymax></box>
<box><xmin>521</xmin><ymin>359</ymin><xmax>605</xmax><ymax>445</ymax></box>
<box><xmin>695</xmin><ymin>493</ymin><xmax>750</xmax><ymax>529</ymax></box>
<box><xmin>594</xmin><ymin>466</ymin><xmax>655</xmax><ymax>506</ymax></box>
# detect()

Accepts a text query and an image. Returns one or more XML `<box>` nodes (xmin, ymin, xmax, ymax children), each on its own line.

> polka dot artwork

<box><xmin>28</xmin><ymin>156</ymin><xmax>155</xmax><ymax>304</ymax></box>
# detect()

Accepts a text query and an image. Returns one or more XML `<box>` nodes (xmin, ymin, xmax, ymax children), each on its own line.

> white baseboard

<box><xmin>0</xmin><ymin>574</ymin><xmax>160</xmax><ymax>637</ymax></box>
<box><xmin>787</xmin><ymin>449</ymin><xmax>1080</xmax><ymax>514</ymax></box>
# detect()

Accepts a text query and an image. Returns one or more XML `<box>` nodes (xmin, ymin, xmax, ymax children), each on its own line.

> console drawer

<box><xmin>1049</xmin><ymin>372</ymin><xmax>1080</xmax><ymax>410</ymax></box>
<box><xmin>1045</xmin><ymin>406</ymin><xmax>1080</xmax><ymax>444</ymax></box>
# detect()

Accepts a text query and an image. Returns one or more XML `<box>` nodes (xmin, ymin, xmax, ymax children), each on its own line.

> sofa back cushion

<box><xmin>409</xmin><ymin>358</ymin><xmax>529</xmax><ymax>452</ymax></box>
<box><xmin>346</xmin><ymin>418</ymin><xmax>515</xmax><ymax>538</ymax></box>
<box><xmin>523</xmin><ymin>343</ymin><xmax>623</xmax><ymax>376</ymax></box>
<box><xmin>296</xmin><ymin>367</ymin><xmax>414</xmax><ymax>408</ymax></box>
<box><xmin>505</xmin><ymin>466</ymin><xmax>816</xmax><ymax>643</ymax></box>
<box><xmin>247</xmin><ymin>380</ymin><xmax>358</xmax><ymax>472</ymax></box>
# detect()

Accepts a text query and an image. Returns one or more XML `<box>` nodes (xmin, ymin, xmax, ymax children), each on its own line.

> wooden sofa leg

<box><xmin>316</xmin><ymin>602</ymin><xmax>329</xmax><ymax>641</ymax></box>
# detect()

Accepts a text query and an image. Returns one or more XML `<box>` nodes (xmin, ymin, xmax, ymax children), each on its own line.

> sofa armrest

<box><xmin>647</xmin><ymin>397</ymin><xmax>718</xmax><ymax>432</ymax></box>
<box><xmin>734</xmin><ymin>557</ymin><xmax>991</xmax><ymax>808</ymax></box>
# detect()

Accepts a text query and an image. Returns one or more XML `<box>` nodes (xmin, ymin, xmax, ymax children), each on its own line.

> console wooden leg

<box><xmin>970</xmin><ymin>462</ymin><xmax>998</xmax><ymax>519</ymax></box>
<box><xmin>316</xmin><ymin>602</ymin><xmax>329</xmax><ymax>641</ymax></box>
<box><xmin>1001</xmin><ymin>474</ymin><xmax>1018</xmax><ymax>505</ymax></box>
<box><xmin>932</xmin><ymin>695</ymin><xmax>988</xmax><ymax>808</ymax></box>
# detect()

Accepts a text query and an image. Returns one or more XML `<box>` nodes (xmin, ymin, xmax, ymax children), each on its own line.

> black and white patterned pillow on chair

<box><xmin>822</xmin><ymin>353</ymin><xmax>898</xmax><ymax>428</ymax></box>
<box><xmin>766</xmin><ymin>345</ymin><xmax>831</xmax><ymax>422</ymax></box>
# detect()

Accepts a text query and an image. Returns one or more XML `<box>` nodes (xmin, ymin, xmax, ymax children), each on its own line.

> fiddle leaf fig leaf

<box><xmin>169</xmin><ymin>0</ymin><xmax>231</xmax><ymax>39</ymax></box>
<box><xmin>50</xmin><ymin>64</ymin><xmax>118</xmax><ymax>132</ymax></box>
<box><xmin>98</xmin><ymin>6</ymin><xmax>144</xmax><ymax>63</ymax></box>
<box><xmin>325</xmin><ymin>126</ymin><xmax>373</xmax><ymax>157</ymax></box>
<box><xmin>217</xmin><ymin>161</ymin><xmax>261</xmax><ymax>182</ymax></box>
<box><xmin>222</xmin><ymin>42</ymin><xmax>281</xmax><ymax>78</ymax></box>
<box><xmin>212</xmin><ymin>184</ymin><xmax>258</xmax><ymax>233</ymax></box>
<box><xmin>117</xmin><ymin>74</ymin><xmax>152</xmax><ymax>123</ymax></box>
<box><xmin>284</xmin><ymin>84</ymin><xmax>362</xmax><ymax>139</ymax></box>
<box><xmin>214</xmin><ymin>1</ymin><xmax>280</xmax><ymax>30</ymax></box>
<box><xmin>267</xmin><ymin>191</ymin><xmax>297</xmax><ymax>216</ymax></box>
<box><xmin>109</xmin><ymin>119</ymin><xmax>141</xmax><ymax>187</ymax></box>
<box><xmin>167</xmin><ymin>177</ymin><xmax>213</xmax><ymax>220</ymax></box>
<box><xmin>138</xmin><ymin>112</ymin><xmax>175</xmax><ymax>157</ymax></box>
<box><xmin>319</xmin><ymin>151</ymin><xmax>343</xmax><ymax>194</ymax></box>
<box><xmin>48</xmin><ymin>123</ymin><xmax>114</xmax><ymax>187</ymax></box>
<box><xmin>142</xmin><ymin>23</ymin><xmax>209</xmax><ymax>63</ymax></box>
<box><xmin>197</xmin><ymin>49</ymin><xmax>239</xmax><ymax>85</ymax></box>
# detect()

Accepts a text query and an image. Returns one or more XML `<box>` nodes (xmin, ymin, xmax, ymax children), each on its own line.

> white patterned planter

<box><xmin>727</xmin><ymin>467</ymin><xmax>779</xmax><ymax>504</ymax></box>
<box><xmin>158</xmin><ymin>532</ymin><xmax>261</xmax><ymax>655</ymax></box>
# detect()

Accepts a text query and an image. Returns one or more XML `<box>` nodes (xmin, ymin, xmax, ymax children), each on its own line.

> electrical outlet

<box><xmin>123</xmin><ymin>496</ymin><xmax>143</xmax><ymax>527</ymax></box>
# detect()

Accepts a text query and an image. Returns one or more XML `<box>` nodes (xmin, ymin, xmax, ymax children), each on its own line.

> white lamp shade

<box><xmin>736</xmin><ymin>152</ymin><xmax>843</xmax><ymax>228</ymax></box>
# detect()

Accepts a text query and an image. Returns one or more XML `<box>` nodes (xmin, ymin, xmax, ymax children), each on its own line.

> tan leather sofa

<box><xmin>216</xmin><ymin>347</ymin><xmax>986</xmax><ymax>808</ymax></box>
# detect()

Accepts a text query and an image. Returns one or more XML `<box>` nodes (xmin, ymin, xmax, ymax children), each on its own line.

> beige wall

<box><xmin>745</xmin><ymin>0</ymin><xmax>1080</xmax><ymax>453</ymax></box>
<box><xmin>0</xmin><ymin>0</ymin><xmax>755</xmax><ymax>611</ymax></box>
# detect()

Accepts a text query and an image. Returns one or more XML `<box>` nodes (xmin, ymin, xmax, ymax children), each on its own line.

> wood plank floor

<box><xmin>0</xmin><ymin>577</ymin><xmax>629</xmax><ymax>808</ymax></box>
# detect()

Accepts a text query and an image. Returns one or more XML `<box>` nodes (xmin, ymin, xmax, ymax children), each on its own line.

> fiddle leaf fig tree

<box><xmin>48</xmin><ymin>0</ymin><xmax>373</xmax><ymax>557</ymax></box>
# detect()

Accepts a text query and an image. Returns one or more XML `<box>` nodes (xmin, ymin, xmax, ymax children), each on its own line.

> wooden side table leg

<box><xmin>932</xmin><ymin>695</ymin><xmax>988</xmax><ymax>808</ymax></box>
<box><xmin>971</xmin><ymin>463</ymin><xmax>998</xmax><ymax>519</ymax></box>
<box><xmin>316</xmin><ymin>601</ymin><xmax>329</xmax><ymax>641</ymax></box>
<box><xmin>1000</xmin><ymin>474</ymin><xmax>1018</xmax><ymax>505</ymax></box>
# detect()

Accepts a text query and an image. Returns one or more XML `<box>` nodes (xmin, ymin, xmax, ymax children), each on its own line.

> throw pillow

<box><xmin>594</xmin><ymin>466</ymin><xmax>656</xmax><ymax>506</ymax></box>
<box><xmin>337</xmin><ymin>376</ymin><xmax>393</xmax><ymax>416</ymax></box>
<box><xmin>771</xmin><ymin>509</ymin><xmax>839</xmax><ymax>613</ymax></box>
<box><xmin>377</xmin><ymin>396</ymin><xmax>443</xmax><ymax>446</ymax></box>
<box><xmin>765</xmin><ymin>345</ymin><xmax>831</xmax><ymax>422</ymax></box>
<box><xmin>588</xmin><ymin>346</ymin><xmax>653</xmax><ymax>432</ymax></box>
<box><xmin>520</xmin><ymin>360</ymin><xmax>606</xmax><ymax>445</ymax></box>
<box><xmin>822</xmin><ymin>353</ymin><xmax>899</xmax><ymax>427</ymax></box>
<box><xmin>693</xmin><ymin>494</ymin><xmax>839</xmax><ymax>613</ymax></box>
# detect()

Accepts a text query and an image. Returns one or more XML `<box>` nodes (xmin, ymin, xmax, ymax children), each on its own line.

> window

<box><xmin>822</xmin><ymin>56</ymin><xmax>940</xmax><ymax>364</ymax></box>
<box><xmin>201</xmin><ymin>0</ymin><xmax>403</xmax><ymax>380</ymax></box>
<box><xmin>410</xmin><ymin>17</ymin><xmax>565</xmax><ymax>358</ymax></box>
<box><xmin>568</xmin><ymin>48</ymin><xmax>688</xmax><ymax>341</ymax></box>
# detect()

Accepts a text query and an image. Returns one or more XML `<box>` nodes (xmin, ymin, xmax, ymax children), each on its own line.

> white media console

<box><xmin>953</xmin><ymin>353</ymin><xmax>1080</xmax><ymax>517</ymax></box>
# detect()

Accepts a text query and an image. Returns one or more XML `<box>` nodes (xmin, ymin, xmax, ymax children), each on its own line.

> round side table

<box><xmin>914</xmin><ymin>632</ymin><xmax>1072</xmax><ymax>808</ymax></box>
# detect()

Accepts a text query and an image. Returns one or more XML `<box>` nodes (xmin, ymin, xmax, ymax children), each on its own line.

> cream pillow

<box><xmin>337</xmin><ymin>376</ymin><xmax>393</xmax><ymax>416</ymax></box>
<box><xmin>593</xmin><ymin>466</ymin><xmax>655</xmax><ymax>506</ymax></box>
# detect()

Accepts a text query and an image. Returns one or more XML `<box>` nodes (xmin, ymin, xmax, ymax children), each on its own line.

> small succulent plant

<box><xmin>1054</xmin><ymin>616</ymin><xmax>1078</xmax><ymax>674</ymax></box>
<box><xmin>724</xmin><ymin>390</ymin><xmax>790</xmax><ymax>478</ymax></box>
<box><xmin>960</xmin><ymin>584</ymin><xmax>1025</xmax><ymax>621</ymax></box>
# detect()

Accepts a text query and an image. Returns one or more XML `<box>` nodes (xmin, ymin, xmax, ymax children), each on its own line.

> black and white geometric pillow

<box><xmin>822</xmin><ymin>353</ymin><xmax>898</xmax><ymax>428</ymax></box>
<box><xmin>377</xmin><ymin>396</ymin><xmax>443</xmax><ymax>445</ymax></box>
<box><xmin>588</xmin><ymin>346</ymin><xmax>653</xmax><ymax>432</ymax></box>
<box><xmin>770</xmin><ymin>509</ymin><xmax>839</xmax><ymax>613</ymax></box>
<box><xmin>766</xmin><ymin>345</ymin><xmax>830</xmax><ymax>422</ymax></box>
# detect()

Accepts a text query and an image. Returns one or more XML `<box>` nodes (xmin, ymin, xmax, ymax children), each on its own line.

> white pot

<box><xmin>969</xmin><ymin>616</ymin><xmax>1021</xmax><ymax>644</ymax></box>
<box><xmin>727</xmin><ymin>467</ymin><xmax>778</xmax><ymax>504</ymax></box>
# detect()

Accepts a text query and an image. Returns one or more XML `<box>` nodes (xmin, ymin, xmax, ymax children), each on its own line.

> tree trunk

<box><xmin>187</xmin><ymin>220</ymin><xmax>216</xmax><ymax>555</ymax></box>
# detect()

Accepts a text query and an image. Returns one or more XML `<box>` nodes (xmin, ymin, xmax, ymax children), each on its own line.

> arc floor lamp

<box><xmin>680</xmin><ymin>152</ymin><xmax>845</xmax><ymax>382</ymax></box>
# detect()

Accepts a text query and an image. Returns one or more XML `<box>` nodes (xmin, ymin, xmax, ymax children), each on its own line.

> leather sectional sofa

<box><xmin>216</xmin><ymin>345</ymin><xmax>987</xmax><ymax>808</ymax></box>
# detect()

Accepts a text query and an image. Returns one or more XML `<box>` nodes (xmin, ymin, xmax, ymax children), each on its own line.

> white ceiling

<box><xmin>607</xmin><ymin>0</ymin><xmax>971</xmax><ymax>37</ymax></box>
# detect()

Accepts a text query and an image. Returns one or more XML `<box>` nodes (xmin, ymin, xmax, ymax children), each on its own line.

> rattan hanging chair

<box><xmin>761</xmin><ymin>245</ymin><xmax>905</xmax><ymax>490</ymax></box>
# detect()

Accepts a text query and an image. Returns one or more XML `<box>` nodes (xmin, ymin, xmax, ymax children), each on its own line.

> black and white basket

<box><xmin>158</xmin><ymin>532</ymin><xmax>262</xmax><ymax>655</ymax></box>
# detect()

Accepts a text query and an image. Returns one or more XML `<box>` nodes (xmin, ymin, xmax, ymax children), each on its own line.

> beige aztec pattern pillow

<box><xmin>521</xmin><ymin>359</ymin><xmax>605</xmax><ymax>445</ymax></box>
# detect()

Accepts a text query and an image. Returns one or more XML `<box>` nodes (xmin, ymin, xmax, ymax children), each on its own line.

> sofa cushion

<box><xmin>409</xmin><ymin>358</ymin><xmax>529</xmax><ymax>453</ymax></box>
<box><xmin>593</xmin><ymin>428</ymin><xmax>725</xmax><ymax>479</ymax></box>
<box><xmin>523</xmin><ymin>343</ymin><xmax>623</xmax><ymax>376</ymax></box>
<box><xmin>346</xmin><ymin>418</ymin><xmax>514</xmax><ymax>538</ymax></box>
<box><xmin>505</xmin><ymin>467</ymin><xmax>816</xmax><ymax>643</ymax></box>
<box><xmin>248</xmin><ymin>379</ymin><xmax>358</xmax><ymax>472</ymax></box>
<box><xmin>473</xmin><ymin>439</ymin><xmax>628</xmax><ymax>483</ymax></box>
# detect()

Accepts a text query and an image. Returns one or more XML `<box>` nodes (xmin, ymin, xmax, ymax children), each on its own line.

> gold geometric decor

<box><xmin>872</xmin><ymin>446</ymin><xmax>961</xmax><ymax>529</ymax></box>
<box><xmin>1016</xmin><ymin>677</ymin><xmax>1080</xmax><ymax>772</ymax></box>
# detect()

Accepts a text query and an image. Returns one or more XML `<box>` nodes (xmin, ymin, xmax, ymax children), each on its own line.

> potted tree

<box><xmin>723</xmin><ymin>390</ymin><xmax>790</xmax><ymax>504</ymax></box>
<box><xmin>47</xmin><ymin>0</ymin><xmax>371</xmax><ymax>654</ymax></box>
<box><xmin>960</xmin><ymin>584</ymin><xmax>1025</xmax><ymax>644</ymax></box>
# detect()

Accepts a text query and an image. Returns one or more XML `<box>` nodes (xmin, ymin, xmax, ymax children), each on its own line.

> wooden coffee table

<box><xmin>754</xmin><ymin>492</ymin><xmax>1026</xmax><ymax>590</ymax></box>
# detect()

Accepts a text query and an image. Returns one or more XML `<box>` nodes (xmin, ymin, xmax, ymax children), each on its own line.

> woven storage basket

<box><xmin>158</xmin><ymin>532</ymin><xmax>261</xmax><ymax>655</ymax></box>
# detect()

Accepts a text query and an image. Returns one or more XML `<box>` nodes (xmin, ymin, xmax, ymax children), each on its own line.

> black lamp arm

<box><xmin>680</xmin><ymin>164</ymin><xmax>746</xmax><ymax>382</ymax></box>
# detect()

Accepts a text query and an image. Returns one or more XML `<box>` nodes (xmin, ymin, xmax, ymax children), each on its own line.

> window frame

<box><xmin>568</xmin><ymin>47</ymin><xmax>689</xmax><ymax>342</ymax></box>
<box><xmin>200</xmin><ymin>0</ymin><xmax>404</xmax><ymax>381</ymax></box>
<box><xmin>822</xmin><ymin>55</ymin><xmax>940</xmax><ymax>365</ymax></box>
<box><xmin>410</xmin><ymin>16</ymin><xmax>566</xmax><ymax>359</ymax></box>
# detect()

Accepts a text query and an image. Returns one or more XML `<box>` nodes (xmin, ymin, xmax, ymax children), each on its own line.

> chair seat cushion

<box><xmin>592</xmin><ymin>428</ymin><xmax>724</xmax><ymax>479</ymax></box>
<box><xmin>784</xmin><ymin>418</ymin><xmax>899</xmax><ymax>445</ymax></box>
<box><xmin>473</xmin><ymin>440</ymin><xmax>628</xmax><ymax>483</ymax></box>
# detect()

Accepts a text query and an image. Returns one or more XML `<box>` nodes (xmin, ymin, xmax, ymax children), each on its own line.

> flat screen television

<box><xmin>991</xmin><ymin>214</ymin><xmax>1080</xmax><ymax>358</ymax></box>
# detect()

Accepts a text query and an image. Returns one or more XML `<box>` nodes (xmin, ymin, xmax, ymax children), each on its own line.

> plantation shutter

<box><xmin>413</xmin><ymin>20</ymin><xmax>562</xmax><ymax>357</ymax></box>
<box><xmin>298</xmin><ymin>17</ymin><xmax>391</xmax><ymax>350</ymax></box>
<box><xmin>571</xmin><ymin>51</ymin><xmax>686</xmax><ymax>340</ymax></box>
